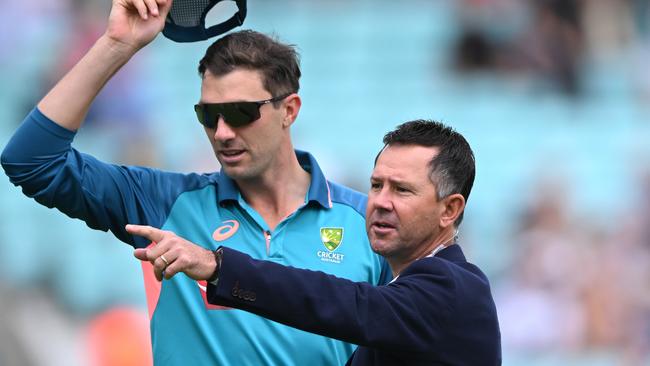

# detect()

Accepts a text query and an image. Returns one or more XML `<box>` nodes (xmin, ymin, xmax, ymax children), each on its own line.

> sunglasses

<box><xmin>194</xmin><ymin>93</ymin><xmax>293</xmax><ymax>128</ymax></box>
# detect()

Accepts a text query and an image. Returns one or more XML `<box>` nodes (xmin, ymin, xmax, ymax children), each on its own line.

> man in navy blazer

<box><xmin>129</xmin><ymin>119</ymin><xmax>502</xmax><ymax>365</ymax></box>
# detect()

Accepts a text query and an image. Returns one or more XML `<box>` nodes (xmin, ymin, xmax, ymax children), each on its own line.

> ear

<box><xmin>440</xmin><ymin>193</ymin><xmax>465</xmax><ymax>228</ymax></box>
<box><xmin>282</xmin><ymin>94</ymin><xmax>301</xmax><ymax>128</ymax></box>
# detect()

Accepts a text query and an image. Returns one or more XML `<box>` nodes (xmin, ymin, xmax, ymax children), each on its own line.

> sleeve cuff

<box><xmin>32</xmin><ymin>107</ymin><xmax>78</xmax><ymax>139</ymax></box>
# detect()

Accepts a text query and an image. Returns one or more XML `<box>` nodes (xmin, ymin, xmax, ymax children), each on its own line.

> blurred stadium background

<box><xmin>1</xmin><ymin>0</ymin><xmax>650</xmax><ymax>365</ymax></box>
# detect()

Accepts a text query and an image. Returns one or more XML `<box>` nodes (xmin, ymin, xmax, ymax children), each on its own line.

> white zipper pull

<box><xmin>264</xmin><ymin>230</ymin><xmax>271</xmax><ymax>256</ymax></box>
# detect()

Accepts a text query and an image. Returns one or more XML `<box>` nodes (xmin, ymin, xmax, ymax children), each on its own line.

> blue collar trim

<box><xmin>216</xmin><ymin>150</ymin><xmax>332</xmax><ymax>209</ymax></box>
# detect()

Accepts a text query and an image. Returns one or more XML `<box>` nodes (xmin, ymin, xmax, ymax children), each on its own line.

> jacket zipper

<box><xmin>264</xmin><ymin>230</ymin><xmax>271</xmax><ymax>256</ymax></box>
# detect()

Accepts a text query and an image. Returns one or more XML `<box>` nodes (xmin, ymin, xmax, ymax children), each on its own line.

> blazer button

<box><xmin>231</xmin><ymin>281</ymin><xmax>241</xmax><ymax>298</ymax></box>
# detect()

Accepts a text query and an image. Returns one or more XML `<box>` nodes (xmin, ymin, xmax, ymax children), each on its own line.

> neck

<box><xmin>237</xmin><ymin>147</ymin><xmax>311</xmax><ymax>231</ymax></box>
<box><xmin>388</xmin><ymin>228</ymin><xmax>457</xmax><ymax>277</ymax></box>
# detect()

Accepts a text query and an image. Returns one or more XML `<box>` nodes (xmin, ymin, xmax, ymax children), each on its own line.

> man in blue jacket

<box><xmin>129</xmin><ymin>119</ymin><xmax>503</xmax><ymax>365</ymax></box>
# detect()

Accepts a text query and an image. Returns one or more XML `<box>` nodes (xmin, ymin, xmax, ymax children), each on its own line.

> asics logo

<box><xmin>212</xmin><ymin>220</ymin><xmax>239</xmax><ymax>241</ymax></box>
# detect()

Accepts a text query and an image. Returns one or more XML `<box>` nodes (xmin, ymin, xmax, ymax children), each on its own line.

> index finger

<box><xmin>126</xmin><ymin>224</ymin><xmax>166</xmax><ymax>243</ymax></box>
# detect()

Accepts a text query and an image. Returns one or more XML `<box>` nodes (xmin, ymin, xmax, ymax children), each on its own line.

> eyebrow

<box><xmin>370</xmin><ymin>175</ymin><xmax>409</xmax><ymax>186</ymax></box>
<box><xmin>198</xmin><ymin>100</ymin><xmax>239</xmax><ymax>105</ymax></box>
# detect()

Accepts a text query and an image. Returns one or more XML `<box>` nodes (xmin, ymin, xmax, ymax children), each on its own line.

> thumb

<box><xmin>134</xmin><ymin>248</ymin><xmax>149</xmax><ymax>261</ymax></box>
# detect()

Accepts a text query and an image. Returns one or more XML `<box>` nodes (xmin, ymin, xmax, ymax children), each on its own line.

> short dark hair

<box><xmin>380</xmin><ymin>119</ymin><xmax>476</xmax><ymax>226</ymax></box>
<box><xmin>198</xmin><ymin>30</ymin><xmax>300</xmax><ymax>102</ymax></box>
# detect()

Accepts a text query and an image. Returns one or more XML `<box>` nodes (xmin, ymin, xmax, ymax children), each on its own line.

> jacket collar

<box><xmin>435</xmin><ymin>244</ymin><xmax>467</xmax><ymax>263</ymax></box>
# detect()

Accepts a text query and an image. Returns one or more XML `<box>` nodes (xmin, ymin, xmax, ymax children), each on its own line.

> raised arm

<box><xmin>39</xmin><ymin>0</ymin><xmax>172</xmax><ymax>130</ymax></box>
<box><xmin>0</xmin><ymin>0</ymin><xmax>193</xmax><ymax>246</ymax></box>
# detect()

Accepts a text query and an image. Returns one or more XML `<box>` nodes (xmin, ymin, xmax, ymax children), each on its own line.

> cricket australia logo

<box><xmin>317</xmin><ymin>227</ymin><xmax>345</xmax><ymax>264</ymax></box>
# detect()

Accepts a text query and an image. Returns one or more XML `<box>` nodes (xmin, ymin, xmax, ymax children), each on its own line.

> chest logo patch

<box><xmin>318</xmin><ymin>227</ymin><xmax>345</xmax><ymax>264</ymax></box>
<box><xmin>320</xmin><ymin>227</ymin><xmax>343</xmax><ymax>251</ymax></box>
<box><xmin>212</xmin><ymin>220</ymin><xmax>239</xmax><ymax>242</ymax></box>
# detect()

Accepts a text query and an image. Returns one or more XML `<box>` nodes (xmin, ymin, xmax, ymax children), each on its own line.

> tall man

<box><xmin>129</xmin><ymin>120</ymin><xmax>502</xmax><ymax>365</ymax></box>
<box><xmin>1</xmin><ymin>0</ymin><xmax>390</xmax><ymax>364</ymax></box>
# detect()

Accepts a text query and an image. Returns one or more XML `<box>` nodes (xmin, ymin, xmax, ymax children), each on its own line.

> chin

<box><xmin>221</xmin><ymin>165</ymin><xmax>254</xmax><ymax>180</ymax></box>
<box><xmin>370</xmin><ymin>240</ymin><xmax>394</xmax><ymax>257</ymax></box>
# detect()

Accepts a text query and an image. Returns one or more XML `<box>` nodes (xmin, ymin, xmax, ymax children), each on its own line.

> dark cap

<box><xmin>162</xmin><ymin>0</ymin><xmax>247</xmax><ymax>43</ymax></box>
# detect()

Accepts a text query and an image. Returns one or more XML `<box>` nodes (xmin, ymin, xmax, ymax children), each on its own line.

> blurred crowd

<box><xmin>498</xmin><ymin>173</ymin><xmax>650</xmax><ymax>364</ymax></box>
<box><xmin>450</xmin><ymin>1</ymin><xmax>650</xmax><ymax>363</ymax></box>
<box><xmin>452</xmin><ymin>0</ymin><xmax>650</xmax><ymax>99</ymax></box>
<box><xmin>0</xmin><ymin>0</ymin><xmax>649</xmax><ymax>365</ymax></box>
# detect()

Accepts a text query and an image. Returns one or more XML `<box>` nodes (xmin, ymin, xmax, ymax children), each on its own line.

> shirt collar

<box><xmin>216</xmin><ymin>149</ymin><xmax>332</xmax><ymax>209</ymax></box>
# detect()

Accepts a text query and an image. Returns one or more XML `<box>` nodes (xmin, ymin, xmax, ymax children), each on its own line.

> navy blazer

<box><xmin>207</xmin><ymin>244</ymin><xmax>501</xmax><ymax>365</ymax></box>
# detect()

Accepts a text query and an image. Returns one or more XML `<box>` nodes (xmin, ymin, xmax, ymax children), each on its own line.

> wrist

<box><xmin>97</xmin><ymin>34</ymin><xmax>140</xmax><ymax>60</ymax></box>
<box><xmin>208</xmin><ymin>247</ymin><xmax>224</xmax><ymax>284</ymax></box>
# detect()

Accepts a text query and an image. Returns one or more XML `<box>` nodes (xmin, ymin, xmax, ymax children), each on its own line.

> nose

<box><xmin>369</xmin><ymin>187</ymin><xmax>393</xmax><ymax>212</ymax></box>
<box><xmin>212</xmin><ymin>115</ymin><xmax>236</xmax><ymax>142</ymax></box>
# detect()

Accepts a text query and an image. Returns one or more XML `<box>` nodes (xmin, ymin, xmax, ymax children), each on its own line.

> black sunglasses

<box><xmin>194</xmin><ymin>93</ymin><xmax>293</xmax><ymax>128</ymax></box>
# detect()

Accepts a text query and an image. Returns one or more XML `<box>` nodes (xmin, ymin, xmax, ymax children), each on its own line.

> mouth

<box><xmin>218</xmin><ymin>149</ymin><xmax>246</xmax><ymax>162</ymax></box>
<box><xmin>370</xmin><ymin>221</ymin><xmax>397</xmax><ymax>234</ymax></box>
